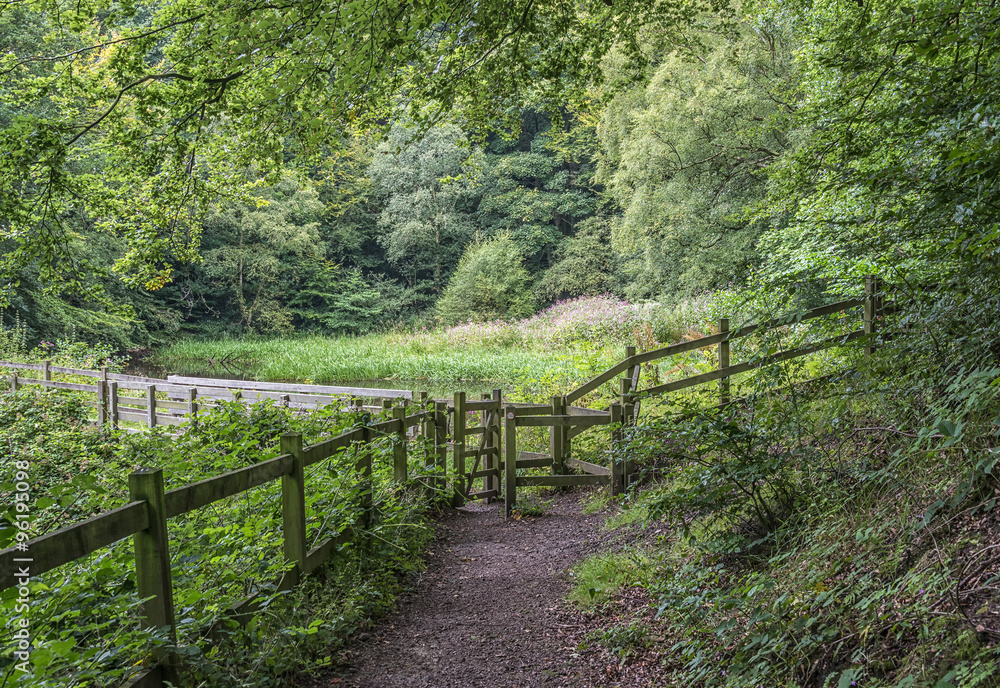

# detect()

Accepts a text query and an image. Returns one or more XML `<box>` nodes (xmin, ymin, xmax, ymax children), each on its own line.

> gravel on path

<box><xmin>300</xmin><ymin>490</ymin><xmax>614</xmax><ymax>688</ymax></box>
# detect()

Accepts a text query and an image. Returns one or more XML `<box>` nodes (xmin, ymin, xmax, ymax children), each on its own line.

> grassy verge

<box><xmin>567</xmin><ymin>359</ymin><xmax>1000</xmax><ymax>687</ymax></box>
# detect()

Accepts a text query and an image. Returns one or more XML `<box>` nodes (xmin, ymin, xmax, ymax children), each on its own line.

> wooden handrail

<box><xmin>565</xmin><ymin>297</ymin><xmax>864</xmax><ymax>404</ymax></box>
<box><xmin>640</xmin><ymin>329</ymin><xmax>866</xmax><ymax>397</ymax></box>
<box><xmin>0</xmin><ymin>502</ymin><xmax>149</xmax><ymax>586</ymax></box>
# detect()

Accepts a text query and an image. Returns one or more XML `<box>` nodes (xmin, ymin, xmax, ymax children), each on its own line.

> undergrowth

<box><xmin>570</xmin><ymin>290</ymin><xmax>1000</xmax><ymax>687</ymax></box>
<box><xmin>0</xmin><ymin>388</ymin><xmax>436</xmax><ymax>687</ymax></box>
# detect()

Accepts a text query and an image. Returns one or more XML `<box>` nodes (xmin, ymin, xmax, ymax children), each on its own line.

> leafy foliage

<box><xmin>436</xmin><ymin>232</ymin><xmax>535</xmax><ymax>324</ymax></box>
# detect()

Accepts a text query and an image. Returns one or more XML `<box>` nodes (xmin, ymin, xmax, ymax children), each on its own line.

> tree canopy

<box><xmin>0</xmin><ymin>0</ymin><xmax>725</xmax><ymax>298</ymax></box>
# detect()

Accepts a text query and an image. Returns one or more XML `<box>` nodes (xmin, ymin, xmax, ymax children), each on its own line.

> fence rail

<box><xmin>0</xmin><ymin>364</ymin><xmax>414</xmax><ymax>430</ymax></box>
<box><xmin>0</xmin><ymin>277</ymin><xmax>885</xmax><ymax>686</ymax></box>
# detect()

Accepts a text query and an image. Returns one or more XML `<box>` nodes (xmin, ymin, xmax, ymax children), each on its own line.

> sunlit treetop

<box><xmin>0</xmin><ymin>0</ymin><xmax>724</xmax><ymax>295</ymax></box>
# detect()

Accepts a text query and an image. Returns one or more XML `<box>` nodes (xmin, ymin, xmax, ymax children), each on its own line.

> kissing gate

<box><xmin>446</xmin><ymin>349</ymin><xmax>643</xmax><ymax>517</ymax></box>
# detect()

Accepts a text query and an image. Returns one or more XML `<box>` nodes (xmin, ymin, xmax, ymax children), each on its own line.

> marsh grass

<box><xmin>155</xmin><ymin>332</ymin><xmax>617</xmax><ymax>389</ymax></box>
<box><xmin>154</xmin><ymin>293</ymin><xmax>857</xmax><ymax>403</ymax></box>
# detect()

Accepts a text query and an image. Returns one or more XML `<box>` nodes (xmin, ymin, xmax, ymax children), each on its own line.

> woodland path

<box><xmin>300</xmin><ymin>491</ymin><xmax>616</xmax><ymax>688</ymax></box>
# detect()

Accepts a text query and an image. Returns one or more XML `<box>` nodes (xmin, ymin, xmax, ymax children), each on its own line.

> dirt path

<box><xmin>303</xmin><ymin>491</ymin><xmax>611</xmax><ymax>688</ymax></box>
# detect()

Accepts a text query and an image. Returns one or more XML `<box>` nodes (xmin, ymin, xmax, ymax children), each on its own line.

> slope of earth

<box><xmin>298</xmin><ymin>490</ymin><xmax>620</xmax><ymax>688</ymax></box>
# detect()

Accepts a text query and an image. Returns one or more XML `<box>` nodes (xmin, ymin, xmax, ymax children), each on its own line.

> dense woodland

<box><xmin>3</xmin><ymin>1</ymin><xmax>1000</xmax><ymax>687</ymax></box>
<box><xmin>0</xmin><ymin>0</ymin><xmax>948</xmax><ymax>347</ymax></box>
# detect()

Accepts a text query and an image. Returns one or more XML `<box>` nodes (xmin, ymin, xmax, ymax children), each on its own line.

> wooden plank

<box><xmin>466</xmin><ymin>489</ymin><xmax>499</xmax><ymax>500</ymax></box>
<box><xmin>566</xmin><ymin>457</ymin><xmax>611</xmax><ymax>476</ymax></box>
<box><xmin>566</xmin><ymin>406</ymin><xmax>610</xmax><ymax>417</ymax></box>
<box><xmin>163</xmin><ymin>455</ymin><xmax>294</xmax><ymax>518</ymax></box>
<box><xmin>0</xmin><ymin>502</ymin><xmax>148</xmax><ymax>588</ymax></box>
<box><xmin>392</xmin><ymin>407</ymin><xmax>408</xmax><ymax>483</ymax></box>
<box><xmin>107</xmin><ymin>372</ymin><xmax>172</xmax><ymax>384</ymax></box>
<box><xmin>504</xmin><ymin>406</ymin><xmax>516</xmax><ymax>518</ymax></box>
<box><xmin>49</xmin><ymin>365</ymin><xmax>101</xmax><ymax>377</ymax></box>
<box><xmin>630</xmin><ymin>298</ymin><xmax>865</xmax><ymax>367</ymax></box>
<box><xmin>465</xmin><ymin>426</ymin><xmax>486</xmax><ymax>436</ymax></box>
<box><xmin>129</xmin><ymin>468</ymin><xmax>178</xmax><ymax>680</ymax></box>
<box><xmin>302</xmin><ymin>428</ymin><xmax>364</xmax><ymax>466</ymax></box>
<box><xmin>367</xmin><ymin>417</ymin><xmax>404</xmax><ymax>436</ymax></box>
<box><xmin>153</xmin><ymin>399</ymin><xmax>191</xmax><ymax>411</ymax></box>
<box><xmin>0</xmin><ymin>360</ymin><xmax>42</xmax><ymax>371</ymax></box>
<box><xmin>464</xmin><ymin>400</ymin><xmax>499</xmax><ymax>411</ymax></box>
<box><xmin>516</xmin><ymin>415</ymin><xmax>610</xmax><ymax>428</ymax></box>
<box><xmin>17</xmin><ymin>378</ymin><xmax>97</xmax><ymax>393</ymax></box>
<box><xmin>515</xmin><ymin>474</ymin><xmax>608</xmax><ymax>487</ymax></box>
<box><xmin>166</xmin><ymin>375</ymin><xmax>413</xmax><ymax>399</ymax></box>
<box><xmin>304</xmin><ymin>525</ymin><xmax>357</xmax><ymax>574</ymax></box>
<box><xmin>117</xmin><ymin>410</ymin><xmax>158</xmax><ymax>424</ymax></box>
<box><xmin>462</xmin><ymin>446</ymin><xmax>498</xmax><ymax>459</ymax></box>
<box><xmin>511</xmin><ymin>457</ymin><xmax>552</xmax><ymax>469</ymax></box>
<box><xmin>151</xmin><ymin>415</ymin><xmax>185</xmax><ymax>427</ymax></box>
<box><xmin>641</xmin><ymin>329</ymin><xmax>866</xmax><ymax>397</ymax></box>
<box><xmin>564</xmin><ymin>359</ymin><xmax>633</xmax><ymax>404</ymax></box>
<box><xmin>510</xmin><ymin>403</ymin><xmax>552</xmax><ymax>415</ymax></box>
<box><xmin>469</xmin><ymin>468</ymin><xmax>500</xmax><ymax>480</ymax></box>
<box><xmin>566</xmin><ymin>424</ymin><xmax>591</xmax><ymax>441</ymax></box>
<box><xmin>280</xmin><ymin>434</ymin><xmax>307</xmax><ymax>589</ymax></box>
<box><xmin>518</xmin><ymin>451</ymin><xmax>550</xmax><ymax>461</ymax></box>
<box><xmin>550</xmin><ymin>395</ymin><xmax>564</xmax><ymax>474</ymax></box>
<box><xmin>404</xmin><ymin>410</ymin><xmax>433</xmax><ymax>427</ymax></box>
<box><xmin>453</xmin><ymin>392</ymin><xmax>467</xmax><ymax>507</ymax></box>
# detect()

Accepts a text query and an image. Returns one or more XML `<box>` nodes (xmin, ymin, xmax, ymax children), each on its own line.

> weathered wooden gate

<box><xmin>451</xmin><ymin>390</ymin><xmax>503</xmax><ymax>505</ymax></box>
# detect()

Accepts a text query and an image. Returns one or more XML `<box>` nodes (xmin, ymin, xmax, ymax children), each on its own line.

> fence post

<box><xmin>453</xmin><ymin>392</ymin><xmax>466</xmax><ymax>507</ymax></box>
<box><xmin>392</xmin><ymin>406</ymin><xmax>408</xmax><ymax>483</ymax></box>
<box><xmin>279</xmin><ymin>433</ymin><xmax>307</xmax><ymax>589</ymax></box>
<box><xmin>491</xmin><ymin>389</ymin><xmax>502</xmax><ymax>499</ymax></box>
<box><xmin>186</xmin><ymin>387</ymin><xmax>198</xmax><ymax>426</ymax></box>
<box><xmin>864</xmin><ymin>275</ymin><xmax>881</xmax><ymax>357</ymax></box>
<box><xmin>97</xmin><ymin>368</ymin><xmax>108</xmax><ymax>426</ymax></box>
<box><xmin>418</xmin><ymin>392</ymin><xmax>432</xmax><ymax>495</ymax></box>
<box><xmin>719</xmin><ymin>317</ymin><xmax>731</xmax><ymax>406</ymax></box>
<box><xmin>561</xmin><ymin>394</ymin><xmax>571</xmax><ymax>464</ymax></box>
<box><xmin>550</xmin><ymin>395</ymin><xmax>564</xmax><ymax>474</ymax></box>
<box><xmin>108</xmin><ymin>381</ymin><xmax>119</xmax><ymax>428</ymax></box>
<box><xmin>146</xmin><ymin>384</ymin><xmax>156</xmax><ymax>428</ymax></box>
<box><xmin>435</xmin><ymin>401</ymin><xmax>448</xmax><ymax>497</ymax></box>
<box><xmin>480</xmin><ymin>393</ymin><xmax>496</xmax><ymax>497</ymax></box>
<box><xmin>624</xmin><ymin>345</ymin><xmax>637</xmax><ymax>424</ymax></box>
<box><xmin>10</xmin><ymin>372</ymin><xmax>17</xmax><ymax>392</ymax></box>
<box><xmin>128</xmin><ymin>467</ymin><xmax>178</xmax><ymax>683</ymax></box>
<box><xmin>609</xmin><ymin>403</ymin><xmax>623</xmax><ymax>497</ymax></box>
<box><xmin>42</xmin><ymin>360</ymin><xmax>51</xmax><ymax>382</ymax></box>
<box><xmin>504</xmin><ymin>405</ymin><xmax>517</xmax><ymax>518</ymax></box>
<box><xmin>620</xmin><ymin>377</ymin><xmax>634</xmax><ymax>426</ymax></box>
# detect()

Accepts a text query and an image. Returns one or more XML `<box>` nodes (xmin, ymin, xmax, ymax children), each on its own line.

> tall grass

<box><xmin>157</xmin><ymin>332</ymin><xmax>608</xmax><ymax>387</ymax></box>
<box><xmin>156</xmin><ymin>296</ymin><xmax>669</xmax><ymax>389</ymax></box>
<box><xmin>154</xmin><ymin>292</ymin><xmax>847</xmax><ymax>393</ymax></box>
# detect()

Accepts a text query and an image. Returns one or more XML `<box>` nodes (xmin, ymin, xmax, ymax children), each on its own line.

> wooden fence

<box><xmin>0</xmin><ymin>277</ymin><xmax>884</xmax><ymax>686</ymax></box>
<box><xmin>0</xmin><ymin>364</ymin><xmax>413</xmax><ymax>429</ymax></box>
